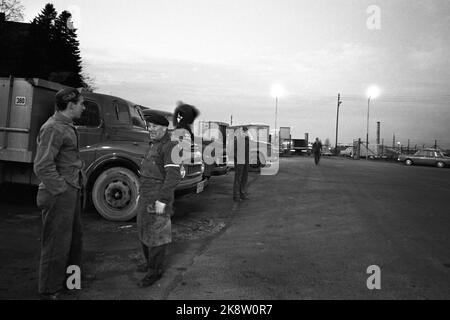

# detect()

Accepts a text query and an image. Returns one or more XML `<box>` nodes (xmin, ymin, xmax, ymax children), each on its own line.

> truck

<box><xmin>0</xmin><ymin>77</ymin><xmax>205</xmax><ymax>221</ymax></box>
<box><xmin>291</xmin><ymin>139</ymin><xmax>311</xmax><ymax>155</ymax></box>
<box><xmin>279</xmin><ymin>127</ymin><xmax>292</xmax><ymax>155</ymax></box>
<box><xmin>226</xmin><ymin>124</ymin><xmax>276</xmax><ymax>168</ymax></box>
<box><xmin>194</xmin><ymin>120</ymin><xmax>229</xmax><ymax>177</ymax></box>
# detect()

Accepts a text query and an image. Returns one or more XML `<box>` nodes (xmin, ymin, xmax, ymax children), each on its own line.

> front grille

<box><xmin>186</xmin><ymin>164</ymin><xmax>202</xmax><ymax>176</ymax></box>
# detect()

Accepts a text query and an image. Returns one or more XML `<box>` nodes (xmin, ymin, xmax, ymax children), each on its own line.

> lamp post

<box><xmin>335</xmin><ymin>93</ymin><xmax>343</xmax><ymax>155</ymax></box>
<box><xmin>366</xmin><ymin>86</ymin><xmax>380</xmax><ymax>159</ymax></box>
<box><xmin>270</xmin><ymin>84</ymin><xmax>285</xmax><ymax>142</ymax></box>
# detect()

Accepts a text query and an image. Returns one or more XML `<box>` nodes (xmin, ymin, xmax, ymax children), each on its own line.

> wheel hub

<box><xmin>104</xmin><ymin>180</ymin><xmax>131</xmax><ymax>209</ymax></box>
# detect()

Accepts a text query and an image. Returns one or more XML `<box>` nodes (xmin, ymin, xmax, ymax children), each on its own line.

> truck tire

<box><xmin>405</xmin><ymin>159</ymin><xmax>413</xmax><ymax>166</ymax></box>
<box><xmin>92</xmin><ymin>167</ymin><xmax>140</xmax><ymax>221</ymax></box>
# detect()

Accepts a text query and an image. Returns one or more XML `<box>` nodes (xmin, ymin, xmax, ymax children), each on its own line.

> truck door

<box><xmin>74</xmin><ymin>99</ymin><xmax>103</xmax><ymax>163</ymax></box>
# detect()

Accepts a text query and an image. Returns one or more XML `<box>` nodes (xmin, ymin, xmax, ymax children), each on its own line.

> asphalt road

<box><xmin>1</xmin><ymin>156</ymin><xmax>450</xmax><ymax>299</ymax></box>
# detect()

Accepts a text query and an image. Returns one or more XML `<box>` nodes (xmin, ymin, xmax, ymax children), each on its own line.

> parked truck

<box><xmin>0</xmin><ymin>77</ymin><xmax>205</xmax><ymax>221</ymax></box>
<box><xmin>292</xmin><ymin>139</ymin><xmax>311</xmax><ymax>155</ymax></box>
<box><xmin>279</xmin><ymin>127</ymin><xmax>292</xmax><ymax>155</ymax></box>
<box><xmin>227</xmin><ymin>124</ymin><xmax>276</xmax><ymax>168</ymax></box>
<box><xmin>194</xmin><ymin>120</ymin><xmax>229</xmax><ymax>177</ymax></box>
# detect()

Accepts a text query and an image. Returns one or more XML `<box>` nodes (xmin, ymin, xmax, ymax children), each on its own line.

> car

<box><xmin>398</xmin><ymin>148</ymin><xmax>450</xmax><ymax>168</ymax></box>
<box><xmin>340</xmin><ymin>147</ymin><xmax>354</xmax><ymax>158</ymax></box>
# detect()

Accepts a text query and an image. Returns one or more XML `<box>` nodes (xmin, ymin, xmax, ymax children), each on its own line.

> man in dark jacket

<box><xmin>34</xmin><ymin>87</ymin><xmax>85</xmax><ymax>300</ymax></box>
<box><xmin>233</xmin><ymin>126</ymin><xmax>250</xmax><ymax>201</ymax></box>
<box><xmin>312</xmin><ymin>137</ymin><xmax>323</xmax><ymax>165</ymax></box>
<box><xmin>137</xmin><ymin>112</ymin><xmax>182</xmax><ymax>287</ymax></box>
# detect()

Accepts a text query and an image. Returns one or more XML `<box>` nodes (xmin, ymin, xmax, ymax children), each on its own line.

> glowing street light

<box><xmin>365</xmin><ymin>85</ymin><xmax>380</xmax><ymax>159</ymax></box>
<box><xmin>270</xmin><ymin>84</ymin><xmax>285</xmax><ymax>139</ymax></box>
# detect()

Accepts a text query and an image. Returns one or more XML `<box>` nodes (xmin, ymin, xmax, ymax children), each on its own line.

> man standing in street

<box><xmin>137</xmin><ymin>112</ymin><xmax>182</xmax><ymax>287</ymax></box>
<box><xmin>34</xmin><ymin>87</ymin><xmax>85</xmax><ymax>300</ymax></box>
<box><xmin>233</xmin><ymin>126</ymin><xmax>250</xmax><ymax>202</ymax></box>
<box><xmin>312</xmin><ymin>137</ymin><xmax>323</xmax><ymax>165</ymax></box>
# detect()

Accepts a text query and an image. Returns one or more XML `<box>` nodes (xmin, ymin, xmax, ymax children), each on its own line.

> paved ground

<box><xmin>1</xmin><ymin>156</ymin><xmax>450</xmax><ymax>299</ymax></box>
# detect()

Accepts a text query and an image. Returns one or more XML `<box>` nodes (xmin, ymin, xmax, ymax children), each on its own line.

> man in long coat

<box><xmin>137</xmin><ymin>113</ymin><xmax>181</xmax><ymax>287</ymax></box>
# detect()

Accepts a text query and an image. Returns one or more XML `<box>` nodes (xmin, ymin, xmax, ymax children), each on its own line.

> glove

<box><xmin>155</xmin><ymin>200</ymin><xmax>167</xmax><ymax>215</ymax></box>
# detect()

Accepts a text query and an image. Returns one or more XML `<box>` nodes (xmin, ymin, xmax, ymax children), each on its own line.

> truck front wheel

<box><xmin>92</xmin><ymin>167</ymin><xmax>140</xmax><ymax>221</ymax></box>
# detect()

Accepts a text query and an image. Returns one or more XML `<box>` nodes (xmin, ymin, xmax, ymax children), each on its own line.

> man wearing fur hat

<box><xmin>137</xmin><ymin>112</ymin><xmax>182</xmax><ymax>287</ymax></box>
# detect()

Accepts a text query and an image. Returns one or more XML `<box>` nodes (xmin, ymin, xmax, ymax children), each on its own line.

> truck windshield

<box><xmin>130</xmin><ymin>105</ymin><xmax>147</xmax><ymax>129</ymax></box>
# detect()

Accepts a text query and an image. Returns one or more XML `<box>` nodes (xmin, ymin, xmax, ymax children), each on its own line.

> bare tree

<box><xmin>0</xmin><ymin>0</ymin><xmax>25</xmax><ymax>22</ymax></box>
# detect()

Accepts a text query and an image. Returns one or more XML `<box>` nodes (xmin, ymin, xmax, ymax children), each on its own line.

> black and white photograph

<box><xmin>0</xmin><ymin>0</ymin><xmax>449</xmax><ymax>303</ymax></box>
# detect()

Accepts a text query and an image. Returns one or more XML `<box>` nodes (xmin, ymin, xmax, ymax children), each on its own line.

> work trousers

<box><xmin>314</xmin><ymin>153</ymin><xmax>321</xmax><ymax>165</ymax></box>
<box><xmin>37</xmin><ymin>185</ymin><xmax>82</xmax><ymax>294</ymax></box>
<box><xmin>233</xmin><ymin>164</ymin><xmax>248</xmax><ymax>199</ymax></box>
<box><xmin>141</xmin><ymin>242</ymin><xmax>167</xmax><ymax>272</ymax></box>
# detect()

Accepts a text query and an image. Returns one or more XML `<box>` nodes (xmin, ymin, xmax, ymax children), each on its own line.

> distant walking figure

<box><xmin>312</xmin><ymin>137</ymin><xmax>322</xmax><ymax>165</ymax></box>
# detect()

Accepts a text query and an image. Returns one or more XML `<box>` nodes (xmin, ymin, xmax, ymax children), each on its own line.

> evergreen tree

<box><xmin>26</xmin><ymin>3</ymin><xmax>57</xmax><ymax>79</ymax></box>
<box><xmin>49</xmin><ymin>10</ymin><xmax>83</xmax><ymax>87</ymax></box>
<box><xmin>25</xmin><ymin>3</ymin><xmax>89</xmax><ymax>88</ymax></box>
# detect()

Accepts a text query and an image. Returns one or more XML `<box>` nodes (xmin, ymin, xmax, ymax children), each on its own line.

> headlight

<box><xmin>201</xmin><ymin>163</ymin><xmax>205</xmax><ymax>174</ymax></box>
<box><xmin>180</xmin><ymin>165</ymin><xmax>186</xmax><ymax>179</ymax></box>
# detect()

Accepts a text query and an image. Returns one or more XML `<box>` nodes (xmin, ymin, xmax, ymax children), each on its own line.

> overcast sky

<box><xmin>22</xmin><ymin>0</ymin><xmax>450</xmax><ymax>147</ymax></box>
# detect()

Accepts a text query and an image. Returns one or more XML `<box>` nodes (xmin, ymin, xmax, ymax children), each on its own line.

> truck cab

<box><xmin>0</xmin><ymin>77</ymin><xmax>205</xmax><ymax>221</ymax></box>
<box><xmin>194</xmin><ymin>120</ymin><xmax>229</xmax><ymax>177</ymax></box>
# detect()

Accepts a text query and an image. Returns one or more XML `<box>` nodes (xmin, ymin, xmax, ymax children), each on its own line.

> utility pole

<box><xmin>230</xmin><ymin>115</ymin><xmax>233</xmax><ymax>126</ymax></box>
<box><xmin>392</xmin><ymin>133</ymin><xmax>395</xmax><ymax>149</ymax></box>
<box><xmin>275</xmin><ymin>97</ymin><xmax>278</xmax><ymax>140</ymax></box>
<box><xmin>335</xmin><ymin>93</ymin><xmax>343</xmax><ymax>155</ymax></box>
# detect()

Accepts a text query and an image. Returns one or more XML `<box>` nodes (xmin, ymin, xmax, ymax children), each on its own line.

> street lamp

<box><xmin>335</xmin><ymin>94</ymin><xmax>343</xmax><ymax>155</ymax></box>
<box><xmin>270</xmin><ymin>84</ymin><xmax>285</xmax><ymax>140</ymax></box>
<box><xmin>366</xmin><ymin>85</ymin><xmax>380</xmax><ymax>159</ymax></box>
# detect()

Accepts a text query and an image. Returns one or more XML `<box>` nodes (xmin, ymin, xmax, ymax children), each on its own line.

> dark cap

<box><xmin>145</xmin><ymin>113</ymin><xmax>169</xmax><ymax>127</ymax></box>
<box><xmin>242</xmin><ymin>126</ymin><xmax>249</xmax><ymax>132</ymax></box>
<box><xmin>56</xmin><ymin>88</ymin><xmax>81</xmax><ymax>104</ymax></box>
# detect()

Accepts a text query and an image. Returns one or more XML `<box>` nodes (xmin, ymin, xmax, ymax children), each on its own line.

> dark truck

<box><xmin>0</xmin><ymin>77</ymin><xmax>205</xmax><ymax>221</ymax></box>
<box><xmin>292</xmin><ymin>139</ymin><xmax>311</xmax><ymax>155</ymax></box>
<box><xmin>195</xmin><ymin>121</ymin><xmax>229</xmax><ymax>177</ymax></box>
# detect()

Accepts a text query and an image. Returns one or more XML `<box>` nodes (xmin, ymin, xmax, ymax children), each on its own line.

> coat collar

<box><xmin>151</xmin><ymin>131</ymin><xmax>171</xmax><ymax>144</ymax></box>
<box><xmin>53</xmin><ymin>112</ymin><xmax>74</xmax><ymax>126</ymax></box>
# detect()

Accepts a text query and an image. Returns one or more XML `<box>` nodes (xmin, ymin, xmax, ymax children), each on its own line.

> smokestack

<box><xmin>305</xmin><ymin>133</ymin><xmax>309</xmax><ymax>143</ymax></box>
<box><xmin>376</xmin><ymin>121</ymin><xmax>380</xmax><ymax>145</ymax></box>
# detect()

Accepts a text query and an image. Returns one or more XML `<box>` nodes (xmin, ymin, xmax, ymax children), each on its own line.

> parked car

<box><xmin>340</xmin><ymin>147</ymin><xmax>354</xmax><ymax>158</ymax></box>
<box><xmin>398</xmin><ymin>148</ymin><xmax>450</xmax><ymax>168</ymax></box>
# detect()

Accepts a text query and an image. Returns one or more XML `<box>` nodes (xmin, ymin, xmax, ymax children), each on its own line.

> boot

<box><xmin>138</xmin><ymin>245</ymin><xmax>166</xmax><ymax>287</ymax></box>
<box><xmin>136</xmin><ymin>261</ymin><xmax>149</xmax><ymax>273</ymax></box>
<box><xmin>139</xmin><ymin>269</ymin><xmax>163</xmax><ymax>288</ymax></box>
